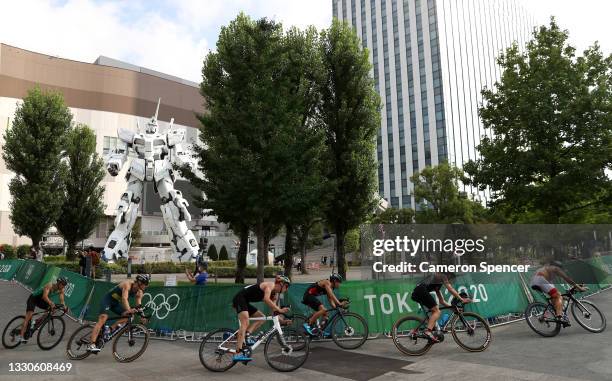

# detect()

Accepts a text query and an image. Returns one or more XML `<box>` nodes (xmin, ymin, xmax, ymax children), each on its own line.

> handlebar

<box><xmin>49</xmin><ymin>304</ymin><xmax>67</xmax><ymax>316</ymax></box>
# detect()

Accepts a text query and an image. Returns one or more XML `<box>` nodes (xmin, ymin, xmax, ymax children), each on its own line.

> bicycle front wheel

<box><xmin>66</xmin><ymin>324</ymin><xmax>93</xmax><ymax>360</ymax></box>
<box><xmin>2</xmin><ymin>316</ymin><xmax>25</xmax><ymax>349</ymax></box>
<box><xmin>112</xmin><ymin>324</ymin><xmax>149</xmax><ymax>363</ymax></box>
<box><xmin>330</xmin><ymin>312</ymin><xmax>369</xmax><ymax>350</ymax></box>
<box><xmin>450</xmin><ymin>312</ymin><xmax>492</xmax><ymax>352</ymax></box>
<box><xmin>525</xmin><ymin>302</ymin><xmax>560</xmax><ymax>337</ymax></box>
<box><xmin>391</xmin><ymin>315</ymin><xmax>433</xmax><ymax>356</ymax></box>
<box><xmin>199</xmin><ymin>328</ymin><xmax>237</xmax><ymax>372</ymax></box>
<box><xmin>571</xmin><ymin>300</ymin><xmax>606</xmax><ymax>333</ymax></box>
<box><xmin>264</xmin><ymin>330</ymin><xmax>310</xmax><ymax>372</ymax></box>
<box><xmin>37</xmin><ymin>316</ymin><xmax>65</xmax><ymax>350</ymax></box>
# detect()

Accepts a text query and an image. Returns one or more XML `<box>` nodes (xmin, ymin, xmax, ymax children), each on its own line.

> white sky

<box><xmin>0</xmin><ymin>1</ymin><xmax>610</xmax><ymax>83</ymax></box>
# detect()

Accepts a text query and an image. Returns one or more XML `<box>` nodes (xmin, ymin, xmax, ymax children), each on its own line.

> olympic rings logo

<box><xmin>142</xmin><ymin>293</ymin><xmax>180</xmax><ymax>320</ymax></box>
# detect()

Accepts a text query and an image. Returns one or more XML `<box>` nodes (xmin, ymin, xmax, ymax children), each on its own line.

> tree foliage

<box><xmin>2</xmin><ymin>87</ymin><xmax>72</xmax><ymax>250</ymax></box>
<box><xmin>464</xmin><ymin>19</ymin><xmax>612</xmax><ymax>223</ymax></box>
<box><xmin>56</xmin><ymin>125</ymin><xmax>106</xmax><ymax>259</ymax></box>
<box><xmin>218</xmin><ymin>245</ymin><xmax>229</xmax><ymax>260</ymax></box>
<box><xmin>370</xmin><ymin>207</ymin><xmax>415</xmax><ymax>224</ymax></box>
<box><xmin>319</xmin><ymin>20</ymin><xmax>380</xmax><ymax>279</ymax></box>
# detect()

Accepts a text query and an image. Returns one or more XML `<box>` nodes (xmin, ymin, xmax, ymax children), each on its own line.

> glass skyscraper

<box><xmin>333</xmin><ymin>0</ymin><xmax>535</xmax><ymax>208</ymax></box>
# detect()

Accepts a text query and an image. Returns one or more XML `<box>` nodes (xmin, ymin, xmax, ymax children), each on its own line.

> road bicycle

<box><xmin>199</xmin><ymin>309</ymin><xmax>310</xmax><ymax>372</ymax></box>
<box><xmin>391</xmin><ymin>296</ymin><xmax>492</xmax><ymax>356</ymax></box>
<box><xmin>525</xmin><ymin>285</ymin><xmax>606</xmax><ymax>337</ymax></box>
<box><xmin>2</xmin><ymin>304</ymin><xmax>67</xmax><ymax>350</ymax></box>
<box><xmin>291</xmin><ymin>298</ymin><xmax>369</xmax><ymax>350</ymax></box>
<box><xmin>66</xmin><ymin>308</ymin><xmax>150</xmax><ymax>363</ymax></box>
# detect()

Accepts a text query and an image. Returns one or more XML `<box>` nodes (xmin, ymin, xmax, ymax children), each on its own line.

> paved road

<box><xmin>1</xmin><ymin>282</ymin><xmax>611</xmax><ymax>381</ymax></box>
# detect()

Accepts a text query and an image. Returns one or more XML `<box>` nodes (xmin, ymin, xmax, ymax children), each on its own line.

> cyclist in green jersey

<box><xmin>17</xmin><ymin>277</ymin><xmax>68</xmax><ymax>343</ymax></box>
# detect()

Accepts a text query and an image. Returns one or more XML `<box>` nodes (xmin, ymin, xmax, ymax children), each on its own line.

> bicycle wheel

<box><xmin>525</xmin><ymin>302</ymin><xmax>560</xmax><ymax>337</ymax></box>
<box><xmin>330</xmin><ymin>312</ymin><xmax>369</xmax><ymax>350</ymax></box>
<box><xmin>66</xmin><ymin>324</ymin><xmax>94</xmax><ymax>360</ymax></box>
<box><xmin>2</xmin><ymin>316</ymin><xmax>25</xmax><ymax>349</ymax></box>
<box><xmin>264</xmin><ymin>330</ymin><xmax>309</xmax><ymax>372</ymax></box>
<box><xmin>112</xmin><ymin>324</ymin><xmax>149</xmax><ymax>363</ymax></box>
<box><xmin>289</xmin><ymin>314</ymin><xmax>308</xmax><ymax>335</ymax></box>
<box><xmin>199</xmin><ymin>328</ymin><xmax>237</xmax><ymax>372</ymax></box>
<box><xmin>37</xmin><ymin>316</ymin><xmax>66</xmax><ymax>350</ymax></box>
<box><xmin>571</xmin><ymin>300</ymin><xmax>606</xmax><ymax>333</ymax></box>
<box><xmin>450</xmin><ymin>312</ymin><xmax>492</xmax><ymax>352</ymax></box>
<box><xmin>391</xmin><ymin>315</ymin><xmax>433</xmax><ymax>356</ymax></box>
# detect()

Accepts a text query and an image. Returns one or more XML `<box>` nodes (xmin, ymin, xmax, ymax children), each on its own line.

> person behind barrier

<box><xmin>88</xmin><ymin>274</ymin><xmax>150</xmax><ymax>353</ymax></box>
<box><xmin>231</xmin><ymin>275</ymin><xmax>291</xmax><ymax>363</ymax></box>
<box><xmin>411</xmin><ymin>272</ymin><xmax>470</xmax><ymax>343</ymax></box>
<box><xmin>301</xmin><ymin>273</ymin><xmax>347</xmax><ymax>336</ymax></box>
<box><xmin>185</xmin><ymin>263</ymin><xmax>208</xmax><ymax>286</ymax></box>
<box><xmin>18</xmin><ymin>277</ymin><xmax>68</xmax><ymax>343</ymax></box>
<box><xmin>530</xmin><ymin>261</ymin><xmax>586</xmax><ymax>326</ymax></box>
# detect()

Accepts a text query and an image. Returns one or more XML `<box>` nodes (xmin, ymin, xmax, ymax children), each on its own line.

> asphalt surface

<box><xmin>1</xmin><ymin>281</ymin><xmax>611</xmax><ymax>381</ymax></box>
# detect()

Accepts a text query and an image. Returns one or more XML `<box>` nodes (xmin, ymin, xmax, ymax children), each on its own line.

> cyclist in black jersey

<box><xmin>232</xmin><ymin>275</ymin><xmax>291</xmax><ymax>362</ymax></box>
<box><xmin>18</xmin><ymin>277</ymin><xmax>68</xmax><ymax>343</ymax></box>
<box><xmin>302</xmin><ymin>273</ymin><xmax>346</xmax><ymax>335</ymax></box>
<box><xmin>411</xmin><ymin>272</ymin><xmax>470</xmax><ymax>342</ymax></box>
<box><xmin>88</xmin><ymin>274</ymin><xmax>150</xmax><ymax>352</ymax></box>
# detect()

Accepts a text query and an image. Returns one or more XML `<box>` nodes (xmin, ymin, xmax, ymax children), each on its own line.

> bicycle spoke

<box><xmin>112</xmin><ymin>324</ymin><xmax>149</xmax><ymax>362</ymax></box>
<box><xmin>525</xmin><ymin>302</ymin><xmax>560</xmax><ymax>337</ymax></box>
<box><xmin>392</xmin><ymin>316</ymin><xmax>432</xmax><ymax>356</ymax></box>
<box><xmin>451</xmin><ymin>313</ymin><xmax>491</xmax><ymax>352</ymax></box>
<box><xmin>571</xmin><ymin>300</ymin><xmax>607</xmax><ymax>333</ymax></box>
<box><xmin>264</xmin><ymin>330</ymin><xmax>309</xmax><ymax>372</ymax></box>
<box><xmin>199</xmin><ymin>329</ymin><xmax>237</xmax><ymax>372</ymax></box>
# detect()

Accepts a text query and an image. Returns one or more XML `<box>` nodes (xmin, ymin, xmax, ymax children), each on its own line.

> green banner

<box><xmin>49</xmin><ymin>268</ymin><xmax>95</xmax><ymax>319</ymax></box>
<box><xmin>83</xmin><ymin>280</ymin><xmax>116</xmax><ymax>321</ymax></box>
<box><xmin>31</xmin><ymin>266</ymin><xmax>61</xmax><ymax>296</ymax></box>
<box><xmin>14</xmin><ymin>260</ymin><xmax>48</xmax><ymax>290</ymax></box>
<box><xmin>0</xmin><ymin>259</ymin><xmax>24</xmax><ymax>281</ymax></box>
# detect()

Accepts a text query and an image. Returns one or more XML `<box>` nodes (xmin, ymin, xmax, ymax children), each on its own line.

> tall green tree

<box><xmin>464</xmin><ymin>20</ymin><xmax>612</xmax><ymax>223</ymax></box>
<box><xmin>411</xmin><ymin>163</ymin><xmax>488</xmax><ymax>223</ymax></box>
<box><xmin>2</xmin><ymin>88</ymin><xmax>72</xmax><ymax>253</ymax></box>
<box><xmin>319</xmin><ymin>20</ymin><xmax>380</xmax><ymax>279</ymax></box>
<box><xmin>207</xmin><ymin>244</ymin><xmax>218</xmax><ymax>261</ymax></box>
<box><xmin>56</xmin><ymin>125</ymin><xmax>106</xmax><ymax>260</ymax></box>
<box><xmin>370</xmin><ymin>207</ymin><xmax>415</xmax><ymax>224</ymax></box>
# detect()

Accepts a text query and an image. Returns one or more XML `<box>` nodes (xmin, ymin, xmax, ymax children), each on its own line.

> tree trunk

<box><xmin>335</xmin><ymin>226</ymin><xmax>347</xmax><ymax>279</ymax></box>
<box><xmin>255</xmin><ymin>220</ymin><xmax>265</xmax><ymax>283</ymax></box>
<box><xmin>235</xmin><ymin>228</ymin><xmax>249</xmax><ymax>284</ymax></box>
<box><xmin>283</xmin><ymin>224</ymin><xmax>294</xmax><ymax>279</ymax></box>
<box><xmin>299</xmin><ymin>230</ymin><xmax>309</xmax><ymax>274</ymax></box>
<box><xmin>66</xmin><ymin>242</ymin><xmax>77</xmax><ymax>261</ymax></box>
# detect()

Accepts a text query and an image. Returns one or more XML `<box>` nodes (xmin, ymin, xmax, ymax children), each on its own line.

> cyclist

<box><xmin>301</xmin><ymin>273</ymin><xmax>347</xmax><ymax>336</ymax></box>
<box><xmin>530</xmin><ymin>260</ymin><xmax>587</xmax><ymax>326</ymax></box>
<box><xmin>411</xmin><ymin>272</ymin><xmax>470</xmax><ymax>343</ymax></box>
<box><xmin>18</xmin><ymin>276</ymin><xmax>68</xmax><ymax>343</ymax></box>
<box><xmin>87</xmin><ymin>274</ymin><xmax>150</xmax><ymax>353</ymax></box>
<box><xmin>231</xmin><ymin>274</ymin><xmax>291</xmax><ymax>362</ymax></box>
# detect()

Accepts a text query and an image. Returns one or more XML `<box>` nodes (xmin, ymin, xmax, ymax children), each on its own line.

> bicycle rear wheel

<box><xmin>66</xmin><ymin>324</ymin><xmax>93</xmax><ymax>360</ymax></box>
<box><xmin>112</xmin><ymin>324</ymin><xmax>149</xmax><ymax>363</ymax></box>
<box><xmin>264</xmin><ymin>330</ymin><xmax>310</xmax><ymax>372</ymax></box>
<box><xmin>2</xmin><ymin>316</ymin><xmax>25</xmax><ymax>349</ymax></box>
<box><xmin>571</xmin><ymin>300</ymin><xmax>606</xmax><ymax>333</ymax></box>
<box><xmin>450</xmin><ymin>312</ymin><xmax>492</xmax><ymax>352</ymax></box>
<box><xmin>391</xmin><ymin>315</ymin><xmax>433</xmax><ymax>356</ymax></box>
<box><xmin>37</xmin><ymin>316</ymin><xmax>65</xmax><ymax>350</ymax></box>
<box><xmin>199</xmin><ymin>328</ymin><xmax>237</xmax><ymax>372</ymax></box>
<box><xmin>330</xmin><ymin>312</ymin><xmax>369</xmax><ymax>350</ymax></box>
<box><xmin>525</xmin><ymin>302</ymin><xmax>560</xmax><ymax>337</ymax></box>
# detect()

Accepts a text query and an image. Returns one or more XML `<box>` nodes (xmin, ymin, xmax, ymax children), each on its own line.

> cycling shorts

<box><xmin>232</xmin><ymin>293</ymin><xmax>258</xmax><ymax>315</ymax></box>
<box><xmin>411</xmin><ymin>284</ymin><xmax>437</xmax><ymax>309</ymax></box>
<box><xmin>26</xmin><ymin>295</ymin><xmax>49</xmax><ymax>312</ymax></box>
<box><xmin>99</xmin><ymin>293</ymin><xmax>127</xmax><ymax>316</ymax></box>
<box><xmin>530</xmin><ymin>275</ymin><xmax>559</xmax><ymax>297</ymax></box>
<box><xmin>302</xmin><ymin>293</ymin><xmax>323</xmax><ymax>311</ymax></box>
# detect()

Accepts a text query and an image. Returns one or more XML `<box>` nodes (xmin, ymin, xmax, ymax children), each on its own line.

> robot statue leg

<box><xmin>157</xmin><ymin>178</ymin><xmax>200</xmax><ymax>262</ymax></box>
<box><xmin>102</xmin><ymin>175</ymin><xmax>143</xmax><ymax>262</ymax></box>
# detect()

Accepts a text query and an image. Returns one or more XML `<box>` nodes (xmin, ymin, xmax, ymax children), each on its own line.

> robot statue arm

<box><xmin>107</xmin><ymin>128</ymin><xmax>135</xmax><ymax>176</ymax></box>
<box><xmin>167</xmin><ymin>129</ymin><xmax>195</xmax><ymax>170</ymax></box>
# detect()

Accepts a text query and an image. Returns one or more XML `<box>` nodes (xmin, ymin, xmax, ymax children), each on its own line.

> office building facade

<box><xmin>333</xmin><ymin>0</ymin><xmax>535</xmax><ymax>207</ymax></box>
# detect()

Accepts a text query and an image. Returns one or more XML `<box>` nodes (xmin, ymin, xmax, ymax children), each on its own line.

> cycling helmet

<box><xmin>276</xmin><ymin>274</ymin><xmax>291</xmax><ymax>285</ymax></box>
<box><xmin>56</xmin><ymin>276</ymin><xmax>68</xmax><ymax>286</ymax></box>
<box><xmin>549</xmin><ymin>260</ymin><xmax>564</xmax><ymax>269</ymax></box>
<box><xmin>136</xmin><ymin>274</ymin><xmax>151</xmax><ymax>285</ymax></box>
<box><xmin>330</xmin><ymin>273</ymin><xmax>344</xmax><ymax>283</ymax></box>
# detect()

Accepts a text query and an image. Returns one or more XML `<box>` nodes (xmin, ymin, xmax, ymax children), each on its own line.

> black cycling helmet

<box><xmin>136</xmin><ymin>274</ymin><xmax>151</xmax><ymax>285</ymax></box>
<box><xmin>56</xmin><ymin>276</ymin><xmax>68</xmax><ymax>286</ymax></box>
<box><xmin>275</xmin><ymin>274</ymin><xmax>291</xmax><ymax>286</ymax></box>
<box><xmin>549</xmin><ymin>260</ymin><xmax>564</xmax><ymax>269</ymax></box>
<box><xmin>330</xmin><ymin>273</ymin><xmax>343</xmax><ymax>283</ymax></box>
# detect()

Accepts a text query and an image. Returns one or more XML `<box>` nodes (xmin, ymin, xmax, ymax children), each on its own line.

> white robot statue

<box><xmin>101</xmin><ymin>99</ymin><xmax>200</xmax><ymax>262</ymax></box>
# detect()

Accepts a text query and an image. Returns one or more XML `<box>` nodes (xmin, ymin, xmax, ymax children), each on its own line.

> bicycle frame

<box><xmin>218</xmin><ymin>315</ymin><xmax>286</xmax><ymax>353</ymax></box>
<box><xmin>419</xmin><ymin>304</ymin><xmax>470</xmax><ymax>333</ymax></box>
<box><xmin>29</xmin><ymin>306</ymin><xmax>66</xmax><ymax>334</ymax></box>
<box><xmin>540</xmin><ymin>288</ymin><xmax>589</xmax><ymax>321</ymax></box>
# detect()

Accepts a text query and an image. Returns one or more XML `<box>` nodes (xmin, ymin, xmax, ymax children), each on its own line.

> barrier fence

<box><xmin>1</xmin><ymin>257</ymin><xmax>610</xmax><ymax>338</ymax></box>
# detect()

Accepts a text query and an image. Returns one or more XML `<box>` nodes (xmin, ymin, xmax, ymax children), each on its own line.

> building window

<box><xmin>103</xmin><ymin>136</ymin><xmax>125</xmax><ymax>155</ymax></box>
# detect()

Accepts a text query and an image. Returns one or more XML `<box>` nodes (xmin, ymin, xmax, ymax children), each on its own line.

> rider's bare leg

<box><xmin>19</xmin><ymin>310</ymin><xmax>35</xmax><ymax>337</ymax></box>
<box><xmin>308</xmin><ymin>305</ymin><xmax>328</xmax><ymax>326</ymax></box>
<box><xmin>427</xmin><ymin>306</ymin><xmax>441</xmax><ymax>330</ymax></box>
<box><xmin>90</xmin><ymin>314</ymin><xmax>109</xmax><ymax>344</ymax></box>
<box><xmin>552</xmin><ymin>293</ymin><xmax>564</xmax><ymax>316</ymax></box>
<box><xmin>247</xmin><ymin>310</ymin><xmax>266</xmax><ymax>334</ymax></box>
<box><xmin>236</xmin><ymin>311</ymin><xmax>250</xmax><ymax>351</ymax></box>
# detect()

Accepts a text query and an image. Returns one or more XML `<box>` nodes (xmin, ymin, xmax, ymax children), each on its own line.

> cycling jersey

<box><xmin>411</xmin><ymin>273</ymin><xmax>449</xmax><ymax>309</ymax></box>
<box><xmin>233</xmin><ymin>284</ymin><xmax>264</xmax><ymax>315</ymax></box>
<box><xmin>306</xmin><ymin>282</ymin><xmax>326</xmax><ymax>296</ymax></box>
<box><xmin>530</xmin><ymin>268</ymin><xmax>559</xmax><ymax>297</ymax></box>
<box><xmin>26</xmin><ymin>294</ymin><xmax>49</xmax><ymax>312</ymax></box>
<box><xmin>99</xmin><ymin>283</ymin><xmax>137</xmax><ymax>316</ymax></box>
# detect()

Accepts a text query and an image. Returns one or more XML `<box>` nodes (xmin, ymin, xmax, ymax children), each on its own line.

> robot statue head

<box><xmin>144</xmin><ymin>98</ymin><xmax>161</xmax><ymax>134</ymax></box>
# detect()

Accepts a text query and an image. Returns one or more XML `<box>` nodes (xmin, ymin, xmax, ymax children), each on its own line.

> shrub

<box><xmin>218</xmin><ymin>246</ymin><xmax>229</xmax><ymax>260</ymax></box>
<box><xmin>16</xmin><ymin>245</ymin><xmax>31</xmax><ymax>259</ymax></box>
<box><xmin>210</xmin><ymin>260</ymin><xmax>236</xmax><ymax>267</ymax></box>
<box><xmin>2</xmin><ymin>244</ymin><xmax>16</xmax><ymax>259</ymax></box>
<box><xmin>208</xmin><ymin>244</ymin><xmax>218</xmax><ymax>260</ymax></box>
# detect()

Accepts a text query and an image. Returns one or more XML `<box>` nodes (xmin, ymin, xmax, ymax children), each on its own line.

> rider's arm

<box><xmin>262</xmin><ymin>284</ymin><xmax>282</xmax><ymax>314</ymax></box>
<box><xmin>41</xmin><ymin>284</ymin><xmax>55</xmax><ymax>307</ymax></box>
<box><xmin>443</xmin><ymin>281</ymin><xmax>468</xmax><ymax>303</ymax></box>
<box><xmin>554</xmin><ymin>268</ymin><xmax>581</xmax><ymax>288</ymax></box>
<box><xmin>58</xmin><ymin>289</ymin><xmax>65</xmax><ymax>306</ymax></box>
<box><xmin>134</xmin><ymin>290</ymin><xmax>144</xmax><ymax>309</ymax></box>
<box><xmin>324</xmin><ymin>282</ymin><xmax>341</xmax><ymax>307</ymax></box>
<box><xmin>436</xmin><ymin>289</ymin><xmax>450</xmax><ymax>307</ymax></box>
<box><xmin>121</xmin><ymin>284</ymin><xmax>132</xmax><ymax>312</ymax></box>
